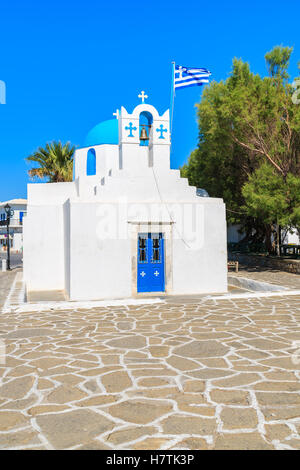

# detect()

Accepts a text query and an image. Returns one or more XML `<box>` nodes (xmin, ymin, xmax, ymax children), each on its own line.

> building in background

<box><xmin>282</xmin><ymin>229</ymin><xmax>300</xmax><ymax>245</ymax></box>
<box><xmin>0</xmin><ymin>199</ymin><xmax>27</xmax><ymax>252</ymax></box>
<box><xmin>227</xmin><ymin>224</ymin><xmax>300</xmax><ymax>246</ymax></box>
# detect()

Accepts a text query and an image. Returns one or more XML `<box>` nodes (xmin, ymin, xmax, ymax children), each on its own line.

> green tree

<box><xmin>224</xmin><ymin>48</ymin><xmax>300</xmax><ymax>178</ymax></box>
<box><xmin>242</xmin><ymin>163</ymin><xmax>300</xmax><ymax>254</ymax></box>
<box><xmin>26</xmin><ymin>141</ymin><xmax>75</xmax><ymax>182</ymax></box>
<box><xmin>182</xmin><ymin>46</ymin><xmax>300</xmax><ymax>253</ymax></box>
<box><xmin>265</xmin><ymin>45</ymin><xmax>293</xmax><ymax>80</ymax></box>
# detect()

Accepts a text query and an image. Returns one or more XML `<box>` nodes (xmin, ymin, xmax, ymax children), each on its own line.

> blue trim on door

<box><xmin>137</xmin><ymin>233</ymin><xmax>165</xmax><ymax>293</ymax></box>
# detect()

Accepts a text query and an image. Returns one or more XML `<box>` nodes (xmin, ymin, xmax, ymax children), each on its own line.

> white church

<box><xmin>23</xmin><ymin>94</ymin><xmax>228</xmax><ymax>301</ymax></box>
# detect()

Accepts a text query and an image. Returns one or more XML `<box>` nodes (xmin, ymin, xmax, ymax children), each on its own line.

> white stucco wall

<box><xmin>74</xmin><ymin>145</ymin><xmax>119</xmax><ymax>180</ymax></box>
<box><xmin>28</xmin><ymin>182</ymin><xmax>76</xmax><ymax>205</ymax></box>
<box><xmin>63</xmin><ymin>200</ymin><xmax>71</xmax><ymax>297</ymax></box>
<box><xmin>23</xmin><ymin>205</ymin><xmax>65</xmax><ymax>292</ymax></box>
<box><xmin>66</xmin><ymin>202</ymin><xmax>132</xmax><ymax>300</ymax></box>
<box><xmin>24</xmin><ymin>101</ymin><xmax>228</xmax><ymax>299</ymax></box>
<box><xmin>61</xmin><ymin>199</ymin><xmax>227</xmax><ymax>301</ymax></box>
<box><xmin>172</xmin><ymin>202</ymin><xmax>227</xmax><ymax>295</ymax></box>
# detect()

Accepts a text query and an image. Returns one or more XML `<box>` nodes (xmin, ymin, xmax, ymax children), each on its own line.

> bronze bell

<box><xmin>140</xmin><ymin>125</ymin><xmax>149</xmax><ymax>141</ymax></box>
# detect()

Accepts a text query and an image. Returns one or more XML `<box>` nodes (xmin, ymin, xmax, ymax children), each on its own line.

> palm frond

<box><xmin>26</xmin><ymin>140</ymin><xmax>75</xmax><ymax>182</ymax></box>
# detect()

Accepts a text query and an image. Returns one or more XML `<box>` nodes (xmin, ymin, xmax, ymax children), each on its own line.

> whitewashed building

<box><xmin>0</xmin><ymin>199</ymin><xmax>27</xmax><ymax>252</ymax></box>
<box><xmin>23</xmin><ymin>96</ymin><xmax>227</xmax><ymax>300</ymax></box>
<box><xmin>227</xmin><ymin>224</ymin><xmax>300</xmax><ymax>246</ymax></box>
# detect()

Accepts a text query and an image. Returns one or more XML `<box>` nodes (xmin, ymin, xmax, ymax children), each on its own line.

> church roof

<box><xmin>84</xmin><ymin>119</ymin><xmax>118</xmax><ymax>147</ymax></box>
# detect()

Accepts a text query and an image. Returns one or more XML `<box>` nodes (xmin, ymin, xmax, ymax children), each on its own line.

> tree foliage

<box><xmin>26</xmin><ymin>141</ymin><xmax>75</xmax><ymax>182</ymax></box>
<box><xmin>181</xmin><ymin>46</ymin><xmax>300</xmax><ymax>252</ymax></box>
<box><xmin>242</xmin><ymin>164</ymin><xmax>300</xmax><ymax>228</ymax></box>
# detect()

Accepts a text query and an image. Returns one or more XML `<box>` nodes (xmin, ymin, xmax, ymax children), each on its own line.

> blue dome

<box><xmin>84</xmin><ymin>119</ymin><xmax>118</xmax><ymax>147</ymax></box>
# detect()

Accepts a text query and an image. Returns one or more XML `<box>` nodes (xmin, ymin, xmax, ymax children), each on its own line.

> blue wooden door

<box><xmin>137</xmin><ymin>233</ymin><xmax>165</xmax><ymax>293</ymax></box>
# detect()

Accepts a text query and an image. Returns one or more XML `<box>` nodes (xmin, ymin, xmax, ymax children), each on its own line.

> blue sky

<box><xmin>0</xmin><ymin>0</ymin><xmax>299</xmax><ymax>201</ymax></box>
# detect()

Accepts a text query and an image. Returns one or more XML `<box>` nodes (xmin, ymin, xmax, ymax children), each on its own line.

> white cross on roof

<box><xmin>138</xmin><ymin>91</ymin><xmax>148</xmax><ymax>103</ymax></box>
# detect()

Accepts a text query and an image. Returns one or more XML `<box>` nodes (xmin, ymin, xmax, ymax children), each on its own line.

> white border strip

<box><xmin>207</xmin><ymin>290</ymin><xmax>300</xmax><ymax>301</ymax></box>
<box><xmin>228</xmin><ymin>274</ymin><xmax>288</xmax><ymax>292</ymax></box>
<box><xmin>2</xmin><ymin>272</ymin><xmax>19</xmax><ymax>313</ymax></box>
<box><xmin>9</xmin><ymin>297</ymin><xmax>164</xmax><ymax>313</ymax></box>
<box><xmin>2</xmin><ymin>272</ymin><xmax>164</xmax><ymax>313</ymax></box>
<box><xmin>2</xmin><ymin>272</ymin><xmax>300</xmax><ymax>314</ymax></box>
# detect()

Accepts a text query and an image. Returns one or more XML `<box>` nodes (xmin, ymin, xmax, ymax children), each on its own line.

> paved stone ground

<box><xmin>0</xmin><ymin>270</ymin><xmax>300</xmax><ymax>450</ymax></box>
<box><xmin>233</xmin><ymin>265</ymin><xmax>300</xmax><ymax>290</ymax></box>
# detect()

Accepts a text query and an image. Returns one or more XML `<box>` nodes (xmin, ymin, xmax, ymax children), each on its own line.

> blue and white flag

<box><xmin>174</xmin><ymin>65</ymin><xmax>211</xmax><ymax>90</ymax></box>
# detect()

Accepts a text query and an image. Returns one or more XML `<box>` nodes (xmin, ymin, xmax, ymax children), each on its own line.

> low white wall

<box><xmin>28</xmin><ymin>182</ymin><xmax>76</xmax><ymax>205</ymax></box>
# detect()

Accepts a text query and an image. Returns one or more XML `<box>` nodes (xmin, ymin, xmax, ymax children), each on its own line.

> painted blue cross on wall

<box><xmin>156</xmin><ymin>124</ymin><xmax>168</xmax><ymax>139</ymax></box>
<box><xmin>125</xmin><ymin>122</ymin><xmax>137</xmax><ymax>138</ymax></box>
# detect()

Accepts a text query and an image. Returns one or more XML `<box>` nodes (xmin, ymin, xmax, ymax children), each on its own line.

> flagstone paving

<box><xmin>0</xmin><ymin>271</ymin><xmax>300</xmax><ymax>449</ymax></box>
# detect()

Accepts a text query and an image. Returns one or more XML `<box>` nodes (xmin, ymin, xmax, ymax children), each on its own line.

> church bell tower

<box><xmin>117</xmin><ymin>92</ymin><xmax>171</xmax><ymax>174</ymax></box>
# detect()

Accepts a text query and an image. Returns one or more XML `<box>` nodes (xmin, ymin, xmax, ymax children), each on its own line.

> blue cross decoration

<box><xmin>125</xmin><ymin>122</ymin><xmax>137</xmax><ymax>138</ymax></box>
<box><xmin>156</xmin><ymin>124</ymin><xmax>168</xmax><ymax>139</ymax></box>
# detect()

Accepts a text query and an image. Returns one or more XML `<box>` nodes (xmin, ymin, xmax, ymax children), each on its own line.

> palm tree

<box><xmin>26</xmin><ymin>141</ymin><xmax>75</xmax><ymax>182</ymax></box>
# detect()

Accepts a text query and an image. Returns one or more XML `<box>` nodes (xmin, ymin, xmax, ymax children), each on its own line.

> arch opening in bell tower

<box><xmin>139</xmin><ymin>111</ymin><xmax>153</xmax><ymax>146</ymax></box>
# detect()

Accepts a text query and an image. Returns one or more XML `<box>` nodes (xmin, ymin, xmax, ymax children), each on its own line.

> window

<box><xmin>151</xmin><ymin>233</ymin><xmax>162</xmax><ymax>263</ymax></box>
<box><xmin>138</xmin><ymin>234</ymin><xmax>147</xmax><ymax>263</ymax></box>
<box><xmin>86</xmin><ymin>148</ymin><xmax>96</xmax><ymax>176</ymax></box>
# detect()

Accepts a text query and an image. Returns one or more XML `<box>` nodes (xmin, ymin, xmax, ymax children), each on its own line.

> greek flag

<box><xmin>174</xmin><ymin>65</ymin><xmax>211</xmax><ymax>90</ymax></box>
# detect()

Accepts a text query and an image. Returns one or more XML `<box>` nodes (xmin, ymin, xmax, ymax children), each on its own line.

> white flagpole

<box><xmin>170</xmin><ymin>61</ymin><xmax>175</xmax><ymax>136</ymax></box>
